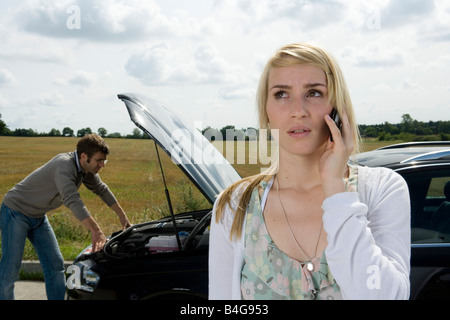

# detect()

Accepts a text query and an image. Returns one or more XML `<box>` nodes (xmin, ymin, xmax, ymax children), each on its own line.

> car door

<box><xmin>398</xmin><ymin>164</ymin><xmax>450</xmax><ymax>299</ymax></box>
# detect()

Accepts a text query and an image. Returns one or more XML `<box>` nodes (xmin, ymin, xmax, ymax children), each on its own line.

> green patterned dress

<box><xmin>240</xmin><ymin>166</ymin><xmax>358</xmax><ymax>300</ymax></box>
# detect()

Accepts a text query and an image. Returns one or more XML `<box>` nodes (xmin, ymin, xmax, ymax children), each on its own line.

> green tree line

<box><xmin>359</xmin><ymin>114</ymin><xmax>450</xmax><ymax>142</ymax></box>
<box><xmin>0</xmin><ymin>114</ymin><xmax>148</xmax><ymax>139</ymax></box>
<box><xmin>1</xmin><ymin>113</ymin><xmax>449</xmax><ymax>141</ymax></box>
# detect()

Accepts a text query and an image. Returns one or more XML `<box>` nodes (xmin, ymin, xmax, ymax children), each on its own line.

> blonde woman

<box><xmin>208</xmin><ymin>43</ymin><xmax>410</xmax><ymax>300</ymax></box>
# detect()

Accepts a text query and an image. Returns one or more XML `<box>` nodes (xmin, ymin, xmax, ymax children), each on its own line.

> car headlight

<box><xmin>66</xmin><ymin>259</ymin><xmax>100</xmax><ymax>293</ymax></box>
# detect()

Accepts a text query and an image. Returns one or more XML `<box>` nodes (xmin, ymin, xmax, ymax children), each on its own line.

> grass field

<box><xmin>0</xmin><ymin>136</ymin><xmax>396</xmax><ymax>260</ymax></box>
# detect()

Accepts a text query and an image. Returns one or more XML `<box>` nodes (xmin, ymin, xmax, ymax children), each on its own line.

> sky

<box><xmin>0</xmin><ymin>0</ymin><xmax>449</xmax><ymax>136</ymax></box>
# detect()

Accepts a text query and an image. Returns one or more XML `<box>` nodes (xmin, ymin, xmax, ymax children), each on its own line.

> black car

<box><xmin>65</xmin><ymin>93</ymin><xmax>450</xmax><ymax>300</ymax></box>
<box><xmin>350</xmin><ymin>141</ymin><xmax>450</xmax><ymax>300</ymax></box>
<box><xmin>65</xmin><ymin>93</ymin><xmax>240</xmax><ymax>300</ymax></box>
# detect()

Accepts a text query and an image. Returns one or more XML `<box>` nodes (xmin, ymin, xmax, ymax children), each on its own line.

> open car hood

<box><xmin>118</xmin><ymin>93</ymin><xmax>241</xmax><ymax>204</ymax></box>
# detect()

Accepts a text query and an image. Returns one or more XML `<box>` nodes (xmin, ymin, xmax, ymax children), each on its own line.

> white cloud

<box><xmin>52</xmin><ymin>71</ymin><xmax>97</xmax><ymax>88</ymax></box>
<box><xmin>38</xmin><ymin>91</ymin><xmax>66</xmax><ymax>106</ymax></box>
<box><xmin>0</xmin><ymin>93</ymin><xmax>10</xmax><ymax>108</ymax></box>
<box><xmin>125</xmin><ymin>42</ymin><xmax>244</xmax><ymax>87</ymax></box>
<box><xmin>370</xmin><ymin>84</ymin><xmax>391</xmax><ymax>92</ymax></box>
<box><xmin>219</xmin><ymin>85</ymin><xmax>254</xmax><ymax>100</ymax></box>
<box><xmin>214</xmin><ymin>0</ymin><xmax>348</xmax><ymax>31</ymax></box>
<box><xmin>0</xmin><ymin>69</ymin><xmax>17</xmax><ymax>86</ymax></box>
<box><xmin>400</xmin><ymin>78</ymin><xmax>421</xmax><ymax>90</ymax></box>
<box><xmin>337</xmin><ymin>42</ymin><xmax>411</xmax><ymax>68</ymax></box>
<box><xmin>10</xmin><ymin>0</ymin><xmax>201</xmax><ymax>42</ymax></box>
<box><xmin>68</xmin><ymin>71</ymin><xmax>97</xmax><ymax>87</ymax></box>
<box><xmin>0</xmin><ymin>23</ymin><xmax>72</xmax><ymax>64</ymax></box>
<box><xmin>124</xmin><ymin>43</ymin><xmax>174</xmax><ymax>85</ymax></box>
<box><xmin>380</xmin><ymin>0</ymin><xmax>435</xmax><ymax>28</ymax></box>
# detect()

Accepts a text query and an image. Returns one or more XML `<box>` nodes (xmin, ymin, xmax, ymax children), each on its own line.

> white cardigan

<box><xmin>208</xmin><ymin>165</ymin><xmax>411</xmax><ymax>300</ymax></box>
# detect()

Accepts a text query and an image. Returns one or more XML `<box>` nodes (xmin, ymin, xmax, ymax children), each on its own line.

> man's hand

<box><xmin>91</xmin><ymin>230</ymin><xmax>107</xmax><ymax>252</ymax></box>
<box><xmin>80</xmin><ymin>216</ymin><xmax>107</xmax><ymax>252</ymax></box>
<box><xmin>110</xmin><ymin>202</ymin><xmax>131</xmax><ymax>230</ymax></box>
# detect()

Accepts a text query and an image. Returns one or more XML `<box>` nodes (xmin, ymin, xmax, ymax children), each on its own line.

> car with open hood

<box><xmin>65</xmin><ymin>93</ymin><xmax>240</xmax><ymax>300</ymax></box>
<box><xmin>65</xmin><ymin>93</ymin><xmax>450</xmax><ymax>300</ymax></box>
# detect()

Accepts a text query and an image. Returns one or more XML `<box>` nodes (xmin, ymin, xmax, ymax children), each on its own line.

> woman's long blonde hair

<box><xmin>214</xmin><ymin>42</ymin><xmax>361</xmax><ymax>240</ymax></box>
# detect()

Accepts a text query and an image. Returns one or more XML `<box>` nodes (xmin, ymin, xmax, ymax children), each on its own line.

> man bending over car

<box><xmin>0</xmin><ymin>134</ymin><xmax>130</xmax><ymax>300</ymax></box>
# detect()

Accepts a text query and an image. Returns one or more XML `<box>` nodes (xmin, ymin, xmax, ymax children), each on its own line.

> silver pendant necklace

<box><xmin>275</xmin><ymin>175</ymin><xmax>323</xmax><ymax>272</ymax></box>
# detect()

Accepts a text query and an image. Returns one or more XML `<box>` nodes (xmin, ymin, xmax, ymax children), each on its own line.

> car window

<box><xmin>402</xmin><ymin>166</ymin><xmax>450</xmax><ymax>244</ymax></box>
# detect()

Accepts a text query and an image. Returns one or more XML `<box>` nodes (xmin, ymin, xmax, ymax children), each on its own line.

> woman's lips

<box><xmin>287</xmin><ymin>126</ymin><xmax>311</xmax><ymax>138</ymax></box>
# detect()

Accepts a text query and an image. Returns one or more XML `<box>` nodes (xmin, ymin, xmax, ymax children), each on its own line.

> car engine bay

<box><xmin>98</xmin><ymin>209</ymin><xmax>211</xmax><ymax>260</ymax></box>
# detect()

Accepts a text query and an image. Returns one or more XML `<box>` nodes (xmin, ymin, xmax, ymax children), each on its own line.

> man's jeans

<box><xmin>0</xmin><ymin>203</ymin><xmax>66</xmax><ymax>300</ymax></box>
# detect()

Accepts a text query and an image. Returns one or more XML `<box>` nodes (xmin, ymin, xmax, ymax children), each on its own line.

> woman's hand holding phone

<box><xmin>319</xmin><ymin>108</ymin><xmax>354</xmax><ymax>198</ymax></box>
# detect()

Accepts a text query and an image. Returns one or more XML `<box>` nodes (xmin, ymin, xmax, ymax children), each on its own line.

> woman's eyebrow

<box><xmin>304</xmin><ymin>83</ymin><xmax>327</xmax><ymax>88</ymax></box>
<box><xmin>269</xmin><ymin>83</ymin><xmax>327</xmax><ymax>90</ymax></box>
<box><xmin>269</xmin><ymin>84</ymin><xmax>291</xmax><ymax>91</ymax></box>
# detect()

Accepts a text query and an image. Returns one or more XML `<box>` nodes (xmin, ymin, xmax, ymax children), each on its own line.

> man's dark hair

<box><xmin>76</xmin><ymin>134</ymin><xmax>110</xmax><ymax>159</ymax></box>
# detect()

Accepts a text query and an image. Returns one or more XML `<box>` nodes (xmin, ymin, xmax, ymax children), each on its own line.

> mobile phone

<box><xmin>329</xmin><ymin>109</ymin><xmax>342</xmax><ymax>142</ymax></box>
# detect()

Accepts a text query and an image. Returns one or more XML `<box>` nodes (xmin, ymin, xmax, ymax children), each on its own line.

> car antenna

<box><xmin>154</xmin><ymin>140</ymin><xmax>182</xmax><ymax>250</ymax></box>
